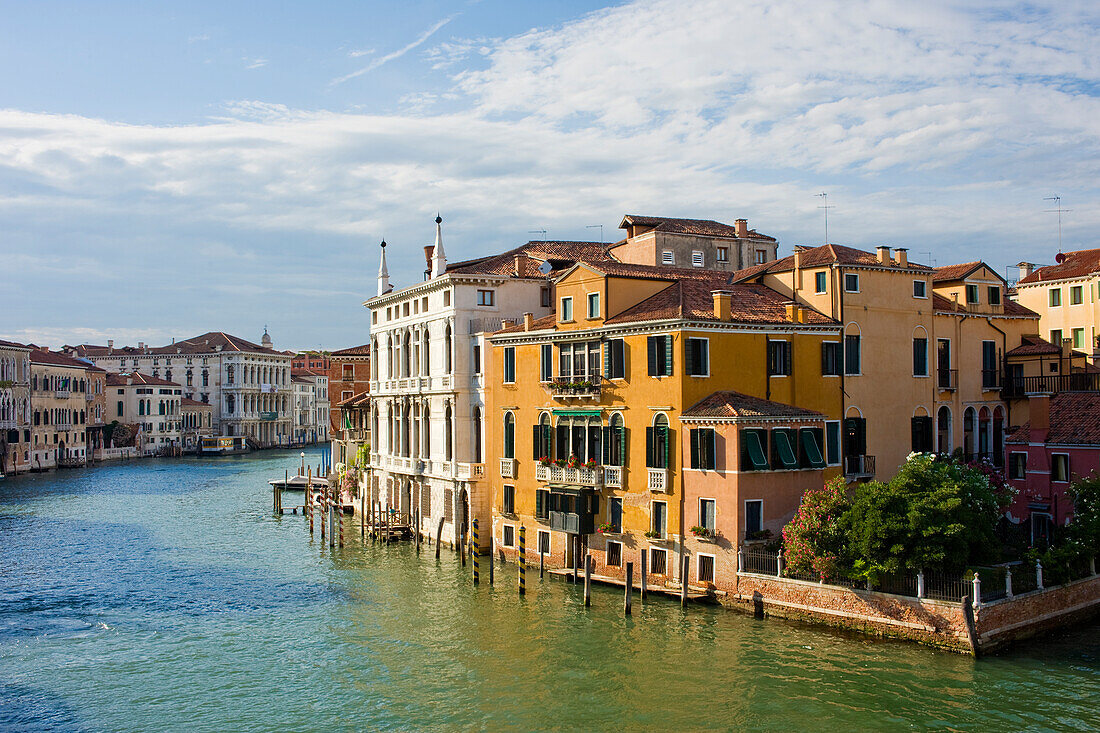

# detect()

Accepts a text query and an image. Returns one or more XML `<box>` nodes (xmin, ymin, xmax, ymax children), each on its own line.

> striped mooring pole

<box><xmin>472</xmin><ymin>519</ymin><xmax>480</xmax><ymax>585</ymax></box>
<box><xmin>518</xmin><ymin>526</ymin><xmax>526</xmax><ymax>596</ymax></box>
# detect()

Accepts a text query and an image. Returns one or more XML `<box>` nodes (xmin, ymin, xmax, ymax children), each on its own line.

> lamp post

<box><xmin>300</xmin><ymin>451</ymin><xmax>305</xmax><ymax>476</ymax></box>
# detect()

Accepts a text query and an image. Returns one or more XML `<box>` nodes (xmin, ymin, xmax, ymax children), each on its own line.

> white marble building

<box><xmin>291</xmin><ymin>369</ymin><xmax>329</xmax><ymax>445</ymax></box>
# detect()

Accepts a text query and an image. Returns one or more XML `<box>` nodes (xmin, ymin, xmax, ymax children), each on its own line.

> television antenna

<box><xmin>1043</xmin><ymin>196</ymin><xmax>1071</xmax><ymax>252</ymax></box>
<box><xmin>815</xmin><ymin>192</ymin><xmax>834</xmax><ymax>245</ymax></box>
<box><xmin>585</xmin><ymin>224</ymin><xmax>604</xmax><ymax>243</ymax></box>
<box><xmin>528</xmin><ymin>229</ymin><xmax>547</xmax><ymax>242</ymax></box>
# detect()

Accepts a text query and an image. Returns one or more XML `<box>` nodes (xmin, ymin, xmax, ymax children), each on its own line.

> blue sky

<box><xmin>2</xmin><ymin>0</ymin><xmax>1099</xmax><ymax>351</ymax></box>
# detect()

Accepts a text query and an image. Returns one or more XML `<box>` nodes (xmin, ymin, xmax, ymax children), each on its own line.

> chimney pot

<box><xmin>894</xmin><ymin>247</ymin><xmax>908</xmax><ymax>267</ymax></box>
<box><xmin>785</xmin><ymin>302</ymin><xmax>797</xmax><ymax>320</ymax></box>
<box><xmin>514</xmin><ymin>253</ymin><xmax>530</xmax><ymax>278</ymax></box>
<box><xmin>876</xmin><ymin>245</ymin><xmax>891</xmax><ymax>264</ymax></box>
<box><xmin>734</xmin><ymin>219</ymin><xmax>749</xmax><ymax>237</ymax></box>
<box><xmin>712</xmin><ymin>290</ymin><xmax>732</xmax><ymax>321</ymax></box>
<box><xmin>523</xmin><ymin>312</ymin><xmax>534</xmax><ymax>331</ymax></box>
<box><xmin>1018</xmin><ymin>261</ymin><xmax>1036</xmax><ymax>278</ymax></box>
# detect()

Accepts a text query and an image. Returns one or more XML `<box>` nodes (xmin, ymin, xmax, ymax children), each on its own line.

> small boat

<box><xmin>200</xmin><ymin>436</ymin><xmax>251</xmax><ymax>456</ymax></box>
<box><xmin>268</xmin><ymin>474</ymin><xmax>329</xmax><ymax>491</ymax></box>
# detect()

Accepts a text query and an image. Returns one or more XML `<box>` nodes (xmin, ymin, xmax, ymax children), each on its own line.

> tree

<box><xmin>782</xmin><ymin>477</ymin><xmax>850</xmax><ymax>581</ymax></box>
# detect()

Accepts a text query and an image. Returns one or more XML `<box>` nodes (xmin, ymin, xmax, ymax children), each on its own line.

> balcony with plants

<box><xmin>546</xmin><ymin>375</ymin><xmax>604</xmax><ymax>400</ymax></box>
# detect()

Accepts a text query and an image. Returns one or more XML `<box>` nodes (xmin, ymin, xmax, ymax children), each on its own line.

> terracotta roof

<box><xmin>681</xmin><ymin>391</ymin><xmax>825</xmax><ymax>420</ymax></box>
<box><xmin>1006</xmin><ymin>335</ymin><xmax>1061</xmax><ymax>357</ymax></box>
<box><xmin>181</xmin><ymin>397</ymin><xmax>211</xmax><ymax>408</ymax></box>
<box><xmin>331</xmin><ymin>344</ymin><xmax>371</xmax><ymax>357</ymax></box>
<box><xmin>572</xmin><ymin>259</ymin><xmax>739</xmax><ymax>283</ymax></box>
<box><xmin>1018</xmin><ymin>248</ymin><xmax>1100</xmax><ymax>285</ymax></box>
<box><xmin>605</xmin><ymin>278</ymin><xmax>835</xmax><ymax>326</ymax></box>
<box><xmin>932</xmin><ymin>261</ymin><xmax>986</xmax><ymax>283</ymax></box>
<box><xmin>105</xmin><ymin>372</ymin><xmax>180</xmax><ymax>388</ymax></box>
<box><xmin>1006</xmin><ymin>392</ymin><xmax>1100</xmax><ymax>445</ymax></box>
<box><xmin>446</xmin><ymin>241</ymin><xmax>608</xmax><ymax>278</ymax></box>
<box><xmin>731</xmin><ymin>244</ymin><xmax>932</xmax><ymax>283</ymax></box>
<box><xmin>70</xmin><ymin>332</ymin><xmax>278</xmax><ymax>358</ymax></box>
<box><xmin>30</xmin><ymin>349</ymin><xmax>102</xmax><ymax>370</ymax></box>
<box><xmin>291</xmin><ymin>368</ymin><xmax>325</xmax><ymax>378</ymax></box>
<box><xmin>338</xmin><ymin>392</ymin><xmax>371</xmax><ymax>408</ymax></box>
<box><xmin>0</xmin><ymin>339</ymin><xmax>30</xmax><ymax>349</ymax></box>
<box><xmin>495</xmin><ymin>314</ymin><xmax>558</xmax><ymax>334</ymax></box>
<box><xmin>619</xmin><ymin>214</ymin><xmax>776</xmax><ymax>241</ymax></box>
<box><xmin>931</xmin><ymin>293</ymin><xmax>1038</xmax><ymax>318</ymax></box>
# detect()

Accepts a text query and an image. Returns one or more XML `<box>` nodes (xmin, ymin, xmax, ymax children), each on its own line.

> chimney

<box><xmin>734</xmin><ymin>219</ymin><xmax>749</xmax><ymax>237</ymax></box>
<box><xmin>894</xmin><ymin>248</ymin><xmax>908</xmax><ymax>267</ymax></box>
<box><xmin>500</xmin><ymin>318</ymin><xmax>515</xmax><ymax>330</ymax></box>
<box><xmin>514</xmin><ymin>253</ymin><xmax>530</xmax><ymax>278</ymax></box>
<box><xmin>712</xmin><ymin>291</ymin><xmax>731</xmax><ymax>321</ymax></box>
<box><xmin>784</xmin><ymin>302</ymin><xmax>798</xmax><ymax>320</ymax></box>
<box><xmin>523</xmin><ymin>312</ymin><xmax>534</xmax><ymax>331</ymax></box>
<box><xmin>107</xmin><ymin>339</ymin><xmax>114</xmax><ymax>354</ymax></box>
<box><xmin>876</xmin><ymin>245</ymin><xmax>891</xmax><ymax>264</ymax></box>
<box><xmin>1027</xmin><ymin>392</ymin><xmax>1051</xmax><ymax>441</ymax></box>
<box><xmin>1018</xmin><ymin>261</ymin><xmax>1036</xmax><ymax>278</ymax></box>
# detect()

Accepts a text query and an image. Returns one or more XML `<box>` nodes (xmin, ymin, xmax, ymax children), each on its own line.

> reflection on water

<box><xmin>1</xmin><ymin>449</ymin><xmax>1097</xmax><ymax>732</ymax></box>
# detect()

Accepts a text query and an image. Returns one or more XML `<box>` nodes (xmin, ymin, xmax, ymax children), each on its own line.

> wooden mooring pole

<box><xmin>584</xmin><ymin>554</ymin><xmax>592</xmax><ymax>607</ymax></box>
<box><xmin>472</xmin><ymin>519</ymin><xmax>480</xmax><ymax>585</ymax></box>
<box><xmin>435</xmin><ymin>517</ymin><xmax>444</xmax><ymax>559</ymax></box>
<box><xmin>640</xmin><ymin>550</ymin><xmax>647</xmax><ymax>602</ymax></box>
<box><xmin>681</xmin><ymin>554</ymin><xmax>689</xmax><ymax>606</ymax></box>
<box><xmin>488</xmin><ymin>534</ymin><xmax>494</xmax><ymax>585</ymax></box>
<box><xmin>518</xmin><ymin>526</ymin><xmax>526</xmax><ymax>596</ymax></box>
<box><xmin>625</xmin><ymin>562</ymin><xmax>633</xmax><ymax>615</ymax></box>
<box><xmin>308</xmin><ymin>471</ymin><xmax>314</xmax><ymax>537</ymax></box>
<box><xmin>360</xmin><ymin>487</ymin><xmax>365</xmax><ymax>539</ymax></box>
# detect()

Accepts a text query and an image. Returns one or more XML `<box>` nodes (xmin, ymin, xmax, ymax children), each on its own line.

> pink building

<box><xmin>1005</xmin><ymin>392</ymin><xmax>1100</xmax><ymax>544</ymax></box>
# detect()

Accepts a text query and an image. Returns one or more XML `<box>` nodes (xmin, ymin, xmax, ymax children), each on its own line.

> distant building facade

<box><xmin>291</xmin><ymin>368</ymin><xmax>329</xmax><ymax>445</ymax></box>
<box><xmin>29</xmin><ymin>348</ymin><xmax>105</xmax><ymax>470</ymax></box>
<box><xmin>328</xmin><ymin>344</ymin><xmax>371</xmax><ymax>434</ymax></box>
<box><xmin>608</xmin><ymin>215</ymin><xmax>778</xmax><ymax>272</ymax></box>
<box><xmin>292</xmin><ymin>351</ymin><xmax>331</xmax><ymax>372</ymax></box>
<box><xmin>1014</xmin><ymin>249</ymin><xmax>1100</xmax><ymax>359</ymax></box>
<box><xmin>106</xmin><ymin>372</ymin><xmax>183</xmax><ymax>455</ymax></box>
<box><xmin>181</xmin><ymin>397</ymin><xmax>214</xmax><ymax>453</ymax></box>
<box><xmin>0</xmin><ymin>339</ymin><xmax>32</xmax><ymax>474</ymax></box>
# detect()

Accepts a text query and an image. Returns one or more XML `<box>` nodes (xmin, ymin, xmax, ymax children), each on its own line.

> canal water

<box><xmin>1</xmin><ymin>448</ymin><xmax>1097</xmax><ymax>732</ymax></box>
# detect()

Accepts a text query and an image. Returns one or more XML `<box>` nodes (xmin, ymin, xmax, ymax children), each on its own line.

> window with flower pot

<box><xmin>608</xmin><ymin>497</ymin><xmax>623</xmax><ymax>532</ymax></box>
<box><xmin>651</xmin><ymin>500</ymin><xmax>667</xmax><ymax>538</ymax></box>
<box><xmin>557</xmin><ymin>341</ymin><xmax>600</xmax><ymax>381</ymax></box>
<box><xmin>553</xmin><ymin>414</ymin><xmax>602</xmax><ymax>466</ymax></box>
<box><xmin>698</xmin><ymin>498</ymin><xmax>715</xmax><ymax>535</ymax></box>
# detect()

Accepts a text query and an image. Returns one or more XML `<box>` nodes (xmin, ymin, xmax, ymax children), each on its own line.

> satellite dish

<box><xmin>538</xmin><ymin>261</ymin><xmax>553</xmax><ymax>275</ymax></box>
<box><xmin>1055</xmin><ymin>252</ymin><xmax>1066</xmax><ymax>264</ymax></box>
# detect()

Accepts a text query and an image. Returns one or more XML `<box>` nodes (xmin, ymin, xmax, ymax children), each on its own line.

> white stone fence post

<box><xmin>1005</xmin><ymin>567</ymin><xmax>1013</xmax><ymax>599</ymax></box>
<box><xmin>776</xmin><ymin>549</ymin><xmax>784</xmax><ymax>578</ymax></box>
<box><xmin>916</xmin><ymin>570</ymin><xmax>925</xmax><ymax>599</ymax></box>
<box><xmin>972</xmin><ymin>573</ymin><xmax>981</xmax><ymax>610</ymax></box>
<box><xmin>1037</xmin><ymin>561</ymin><xmax>1044</xmax><ymax>591</ymax></box>
<box><xmin>737</xmin><ymin>547</ymin><xmax>744</xmax><ymax>573</ymax></box>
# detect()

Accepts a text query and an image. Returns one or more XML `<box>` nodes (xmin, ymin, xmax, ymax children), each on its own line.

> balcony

<box><xmin>844</xmin><ymin>454</ymin><xmax>876</xmax><ymax>479</ymax></box>
<box><xmin>535</xmin><ymin>463</ymin><xmax>603</xmax><ymax>487</ymax></box>
<box><xmin>455</xmin><ymin>462</ymin><xmax>484</xmax><ymax>480</ymax></box>
<box><xmin>604</xmin><ymin>465</ymin><xmax>623</xmax><ymax>488</ymax></box>
<box><xmin>546</xmin><ymin>375</ymin><xmax>603</xmax><ymax>400</ymax></box>
<box><xmin>500</xmin><ymin>457</ymin><xmax>516</xmax><ymax>478</ymax></box>
<box><xmin>1002</xmin><ymin>372</ymin><xmax>1100</xmax><ymax>399</ymax></box>
<box><xmin>55</xmin><ymin>389</ymin><xmax>70</xmax><ymax>399</ymax></box>
<box><xmin>937</xmin><ymin>368</ymin><xmax>957</xmax><ymax>391</ymax></box>
<box><xmin>647</xmin><ymin>468</ymin><xmax>668</xmax><ymax>493</ymax></box>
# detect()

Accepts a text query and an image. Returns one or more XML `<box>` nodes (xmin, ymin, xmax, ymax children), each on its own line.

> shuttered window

<box><xmin>689</xmin><ymin>428</ymin><xmax>717</xmax><ymax>470</ymax></box>
<box><xmin>910</xmin><ymin>416</ymin><xmax>934</xmax><ymax>453</ymax></box>
<box><xmin>503</xmin><ymin>347</ymin><xmax>516</xmax><ymax>383</ymax></box>
<box><xmin>912</xmin><ymin>338</ymin><xmax>928</xmax><ymax>377</ymax></box>
<box><xmin>539</xmin><ymin>344</ymin><xmax>552</xmax><ymax>382</ymax></box>
<box><xmin>821</xmin><ymin>342</ymin><xmax>842</xmax><ymax>376</ymax></box>
<box><xmin>647</xmin><ymin>335</ymin><xmax>674</xmax><ymax>376</ymax></box>
<box><xmin>844</xmin><ymin>335</ymin><xmax>861</xmax><ymax>375</ymax></box>
<box><xmin>771</xmin><ymin>428</ymin><xmax>799</xmax><ymax>469</ymax></box>
<box><xmin>604</xmin><ymin>339</ymin><xmax>625</xmax><ymax>379</ymax></box>
<box><xmin>799</xmin><ymin>427</ymin><xmax>826</xmax><ymax>468</ymax></box>
<box><xmin>740</xmin><ymin>429</ymin><xmax>769</xmax><ymax>471</ymax></box>
<box><xmin>685</xmin><ymin>338</ymin><xmax>709</xmax><ymax>376</ymax></box>
<box><xmin>768</xmin><ymin>340</ymin><xmax>792</xmax><ymax>376</ymax></box>
<box><xmin>645</xmin><ymin>422</ymin><xmax>670</xmax><ymax>468</ymax></box>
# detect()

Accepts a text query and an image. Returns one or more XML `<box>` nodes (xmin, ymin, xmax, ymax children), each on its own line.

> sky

<box><xmin>2</xmin><ymin>0</ymin><xmax>1098</xmax><ymax>352</ymax></box>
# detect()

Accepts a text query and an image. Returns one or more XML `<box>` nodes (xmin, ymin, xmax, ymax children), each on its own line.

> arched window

<box><xmin>402</xmin><ymin>332</ymin><xmax>411</xmax><ymax>378</ymax></box>
<box><xmin>226</xmin><ymin>394</ymin><xmax>235</xmax><ymax>414</ymax></box>
<box><xmin>444</xmin><ymin>324</ymin><xmax>453</xmax><ymax>375</ymax></box>
<box><xmin>844</xmin><ymin>322</ymin><xmax>862</xmax><ymax>375</ymax></box>
<box><xmin>386</xmin><ymin>335</ymin><xmax>394</xmax><ymax>378</ymax></box>
<box><xmin>503</xmin><ymin>411</ymin><xmax>515</xmax><ymax>459</ymax></box>
<box><xmin>422</xmin><ymin>327</ymin><xmax>431</xmax><ymax>376</ymax></box>
<box><xmin>937</xmin><ymin>406</ymin><xmax>952</xmax><ymax>454</ymax></box>
<box><xmin>445</xmin><ymin>404</ymin><xmax>454</xmax><ymax>461</ymax></box>
<box><xmin>474</xmin><ymin>407</ymin><xmax>483</xmax><ymax>463</ymax></box>
<box><xmin>978</xmin><ymin>406</ymin><xmax>992</xmax><ymax>460</ymax></box>
<box><xmin>963</xmin><ymin>407</ymin><xmax>976</xmax><ymax>461</ymax></box>
<box><xmin>647</xmin><ymin>413</ymin><xmax>670</xmax><ymax>469</ymax></box>
<box><xmin>607</xmin><ymin>412</ymin><xmax>625</xmax><ymax>467</ymax></box>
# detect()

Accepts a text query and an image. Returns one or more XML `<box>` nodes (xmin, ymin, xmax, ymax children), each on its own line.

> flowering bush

<box><xmin>690</xmin><ymin>525</ymin><xmax>712</xmax><ymax>538</ymax></box>
<box><xmin>597</xmin><ymin>522</ymin><xmax>614</xmax><ymax>534</ymax></box>
<box><xmin>538</xmin><ymin>456</ymin><xmax>552</xmax><ymax>467</ymax></box>
<box><xmin>782</xmin><ymin>477</ymin><xmax>850</xmax><ymax>581</ymax></box>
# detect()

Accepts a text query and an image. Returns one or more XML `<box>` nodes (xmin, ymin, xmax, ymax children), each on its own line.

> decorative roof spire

<box><xmin>377</xmin><ymin>239</ymin><xmax>391</xmax><ymax>296</ymax></box>
<box><xmin>430</xmin><ymin>214</ymin><xmax>447</xmax><ymax>279</ymax></box>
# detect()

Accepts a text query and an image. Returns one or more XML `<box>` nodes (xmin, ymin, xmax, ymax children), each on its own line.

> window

<box><xmin>821</xmin><ymin>342</ymin><xmax>842</xmax><ymax>376</ymax></box>
<box><xmin>503</xmin><ymin>347</ymin><xmax>516</xmax><ymax>383</ymax></box>
<box><xmin>605</xmin><ymin>339</ymin><xmax>626</xmax><ymax>379</ymax></box>
<box><xmin>754</xmin><ymin>250</ymin><xmax>767</xmax><ymax>265</ymax></box>
<box><xmin>771</xmin><ymin>428</ymin><xmax>799</xmax><ymax>470</ymax></box>
<box><xmin>913</xmin><ymin>280</ymin><xmax>927</xmax><ymax>298</ymax></box>
<box><xmin>1071</xmin><ymin>285</ymin><xmax>1084</xmax><ymax>305</ymax></box>
<box><xmin>1050</xmin><ymin>329</ymin><xmax>1063</xmax><ymax>346</ymax></box>
<box><xmin>587</xmin><ymin>292</ymin><xmax>600</xmax><ymax>319</ymax></box>
<box><xmin>1049</xmin><ymin>288</ymin><xmax>1061</xmax><ymax>307</ymax></box>
<box><xmin>503</xmin><ymin>525</ymin><xmax>515</xmax><ymax>547</ymax></box>
<box><xmin>745</xmin><ymin>499</ymin><xmax>763</xmax><ymax>536</ymax></box>
<box><xmin>605</xmin><ymin>414</ymin><xmax>626</xmax><ymax>467</ymax></box>
<box><xmin>740</xmin><ymin>429</ymin><xmax>769</xmax><ymax>471</ymax></box>
<box><xmin>476</xmin><ymin>290</ymin><xmax>495</xmax><ymax>306</ymax></box>
<box><xmin>1073</xmin><ymin>328</ymin><xmax>1086</xmax><ymax>349</ymax></box>
<box><xmin>472</xmin><ymin>344</ymin><xmax>481</xmax><ymax>375</ymax></box>
<box><xmin>911</xmin><ymin>416</ymin><xmax>933</xmax><ymax>453</ymax></box>
<box><xmin>698</xmin><ymin>554</ymin><xmax>715</xmax><ymax>583</ymax></box>
<box><xmin>535</xmin><ymin>488</ymin><xmax>550</xmax><ymax>520</ymax></box>
<box><xmin>692</xmin><ymin>250</ymin><xmax>704</xmax><ymax>267</ymax></box>
<box><xmin>768</xmin><ymin>340</ymin><xmax>791</xmax><ymax>376</ymax></box>
<box><xmin>716</xmin><ymin>247</ymin><xmax>729</xmax><ymax>263</ymax></box>
<box><xmin>913</xmin><ymin>337</ymin><xmax>928</xmax><ymax>376</ymax></box>
<box><xmin>815</xmin><ymin>271</ymin><xmax>827</xmax><ymax>294</ymax></box>
<box><xmin>609</xmin><ymin>497</ymin><xmax>623</xmax><ymax>532</ymax></box>
<box><xmin>558</xmin><ymin>342</ymin><xmax>601</xmax><ymax>380</ymax></box>
<box><xmin>540</xmin><ymin>344</ymin><xmax>553</xmax><ymax>382</ymax></box>
<box><xmin>538</xmin><ymin>530</ymin><xmax>550</xmax><ymax>555</ymax></box>
<box><xmin>825</xmin><ymin>421</ymin><xmax>841</xmax><ymax>465</ymax></box>
<box><xmin>646</xmin><ymin>415</ymin><xmax>670</xmax><ymax>468</ymax></box>
<box><xmin>607</xmin><ymin>541</ymin><xmax>622</xmax><ymax>567</ymax></box>
<box><xmin>560</xmin><ymin>297</ymin><xmax>573</xmax><ymax>321</ymax></box>
<box><xmin>116</xmin><ymin>401</ymin><xmax>123</xmax><ymax>415</ymax></box>
<box><xmin>443</xmin><ymin>291</ymin><xmax>451</xmax><ymax>307</ymax></box>
<box><xmin>503</xmin><ymin>485</ymin><xmax>515</xmax><ymax>514</ymax></box>
<box><xmin>651</xmin><ymin>501</ymin><xmax>667</xmax><ymax>537</ymax></box>
<box><xmin>650</xmin><ymin>548</ymin><xmax>667</xmax><ymax>575</ymax></box>
<box><xmin>646</xmin><ymin>335</ymin><xmax>673</xmax><ymax>376</ymax></box>
<box><xmin>981</xmin><ymin>341</ymin><xmax>998</xmax><ymax>389</ymax></box>
<box><xmin>503</xmin><ymin>413</ymin><xmax>515</xmax><ymax>459</ymax></box>
<box><xmin>686</xmin><ymin>338</ymin><xmax>709</xmax><ymax>376</ymax></box>
<box><xmin>699</xmin><ymin>498</ymin><xmax>716</xmax><ymax>533</ymax></box>
<box><xmin>422</xmin><ymin>296</ymin><xmax>428</xmax><ymax>311</ymax></box>
<box><xmin>1052</xmin><ymin>454</ymin><xmax>1070</xmax><ymax>483</ymax></box>
<box><xmin>540</xmin><ymin>287</ymin><xmax>551</xmax><ymax>308</ymax></box>
<box><xmin>662</xmin><ymin>250</ymin><xmax>675</xmax><ymax>265</ymax></box>
<box><xmin>1009</xmin><ymin>452</ymin><xmax>1027</xmax><ymax>480</ymax></box>
<box><xmin>966</xmin><ymin>284</ymin><xmax>979</xmax><ymax>304</ymax></box>
<box><xmin>844</xmin><ymin>273</ymin><xmax>860</xmax><ymax>292</ymax></box>
<box><xmin>844</xmin><ymin>333</ymin><xmax>861</xmax><ymax>375</ymax></box>
<box><xmin>690</xmin><ymin>428</ymin><xmax>716</xmax><ymax>470</ymax></box>
<box><xmin>988</xmin><ymin>286</ymin><xmax>1002</xmax><ymax>305</ymax></box>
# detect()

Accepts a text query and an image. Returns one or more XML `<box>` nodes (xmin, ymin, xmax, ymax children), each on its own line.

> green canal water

<box><xmin>1</xmin><ymin>448</ymin><xmax>1098</xmax><ymax>732</ymax></box>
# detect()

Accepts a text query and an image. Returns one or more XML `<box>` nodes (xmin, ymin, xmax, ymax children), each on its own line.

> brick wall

<box><xmin>975</xmin><ymin>574</ymin><xmax>1100</xmax><ymax>652</ymax></box>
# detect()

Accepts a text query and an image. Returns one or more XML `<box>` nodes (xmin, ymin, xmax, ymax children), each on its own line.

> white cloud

<box><xmin>244</xmin><ymin>57</ymin><xmax>268</xmax><ymax>69</ymax></box>
<box><xmin>330</xmin><ymin>14</ymin><xmax>458</xmax><ymax>86</ymax></box>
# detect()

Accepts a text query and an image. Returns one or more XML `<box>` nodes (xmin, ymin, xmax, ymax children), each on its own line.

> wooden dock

<box><xmin>548</xmin><ymin>568</ymin><xmax>713</xmax><ymax>602</ymax></box>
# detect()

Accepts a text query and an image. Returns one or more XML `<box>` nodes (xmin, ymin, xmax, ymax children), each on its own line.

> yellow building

<box><xmin>1014</xmin><ymin>248</ymin><xmax>1100</xmax><ymax>358</ymax></box>
<box><xmin>29</xmin><ymin>348</ymin><xmax>104</xmax><ymax>470</ymax></box>
<box><xmin>485</xmin><ymin>259</ymin><xmax>842</xmax><ymax>586</ymax></box>
<box><xmin>734</xmin><ymin>247</ymin><xmax>1044</xmax><ymax>476</ymax></box>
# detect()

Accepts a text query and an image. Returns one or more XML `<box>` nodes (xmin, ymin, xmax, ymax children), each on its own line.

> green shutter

<box><xmin>618</xmin><ymin>426</ymin><xmax>627</xmax><ymax>466</ymax></box>
<box><xmin>603</xmin><ymin>342</ymin><xmax>611</xmax><ymax>378</ymax></box>
<box><xmin>647</xmin><ymin>337</ymin><xmax>658</xmax><ymax>376</ymax></box>
<box><xmin>774</xmin><ymin>429</ymin><xmax>798</xmax><ymax>469</ymax></box>
<box><xmin>645</xmin><ymin>426</ymin><xmax>654</xmax><ymax>467</ymax></box>
<box><xmin>706</xmin><ymin>428</ymin><xmax>716</xmax><ymax>470</ymax></box>
<box><xmin>664</xmin><ymin>335</ymin><xmax>674</xmax><ymax>375</ymax></box>
<box><xmin>661</xmin><ymin>425</ymin><xmax>670</xmax><ymax>468</ymax></box>
<box><xmin>742</xmin><ymin>430</ymin><xmax>769</xmax><ymax>471</ymax></box>
<box><xmin>689</xmin><ymin>428</ymin><xmax>700</xmax><ymax>469</ymax></box>
<box><xmin>799</xmin><ymin>428</ymin><xmax>826</xmax><ymax>468</ymax></box>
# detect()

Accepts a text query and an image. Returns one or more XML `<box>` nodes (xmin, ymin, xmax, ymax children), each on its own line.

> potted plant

<box><xmin>644</xmin><ymin>530</ymin><xmax>662</xmax><ymax>539</ymax></box>
<box><xmin>567</xmin><ymin>454</ymin><xmax>581</xmax><ymax>469</ymax></box>
<box><xmin>690</xmin><ymin>525</ymin><xmax>711</xmax><ymax>538</ymax></box>
<box><xmin>583</xmin><ymin>458</ymin><xmax>598</xmax><ymax>470</ymax></box>
<box><xmin>596</xmin><ymin>522</ymin><xmax>614</xmax><ymax>534</ymax></box>
<box><xmin>538</xmin><ymin>455</ymin><xmax>552</xmax><ymax>467</ymax></box>
<box><xmin>553</xmin><ymin>457</ymin><xmax>567</xmax><ymax>468</ymax></box>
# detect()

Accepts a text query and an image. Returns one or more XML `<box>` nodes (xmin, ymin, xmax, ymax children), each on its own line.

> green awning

<box><xmin>552</xmin><ymin>409</ymin><xmax>602</xmax><ymax>417</ymax></box>
<box><xmin>799</xmin><ymin>428</ymin><xmax>826</xmax><ymax>469</ymax></box>
<box><xmin>743</xmin><ymin>431</ymin><xmax>769</xmax><ymax>471</ymax></box>
<box><xmin>774</xmin><ymin>429</ymin><xmax>799</xmax><ymax>469</ymax></box>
